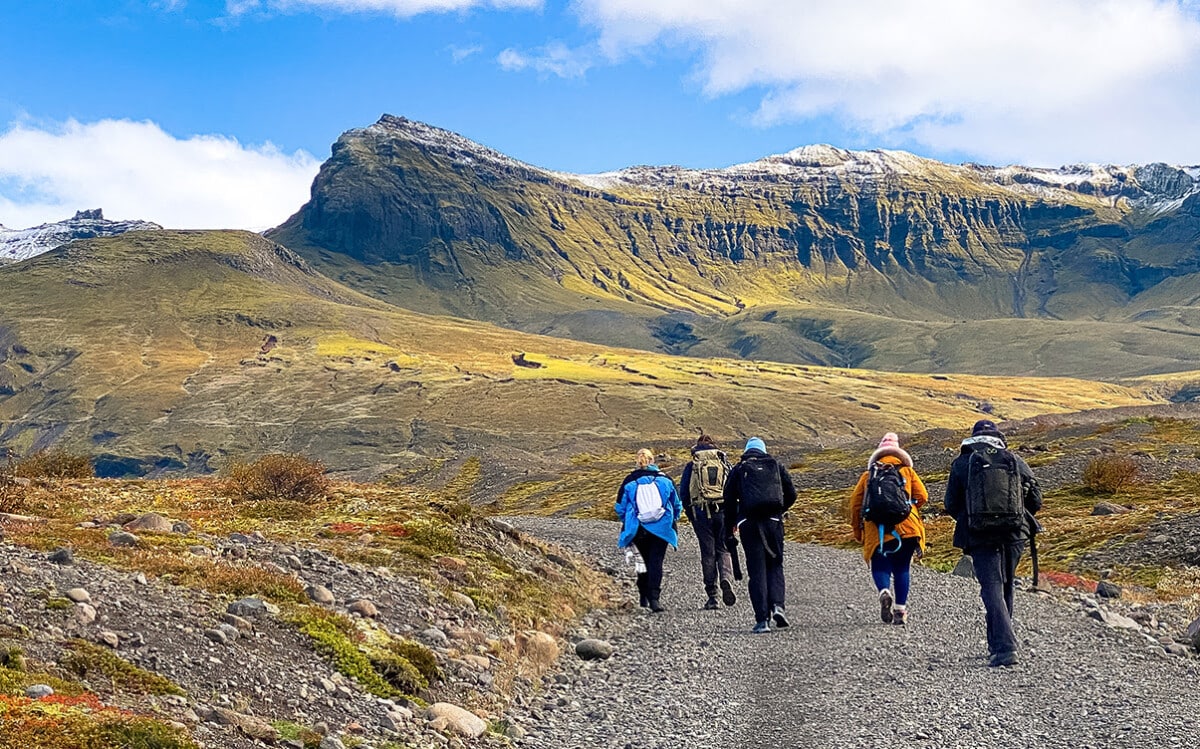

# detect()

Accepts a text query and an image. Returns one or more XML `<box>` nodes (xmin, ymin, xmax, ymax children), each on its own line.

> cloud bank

<box><xmin>227</xmin><ymin>0</ymin><xmax>540</xmax><ymax>17</ymax></box>
<box><xmin>0</xmin><ymin>119</ymin><xmax>320</xmax><ymax>231</ymax></box>
<box><xmin>571</xmin><ymin>0</ymin><xmax>1200</xmax><ymax>165</ymax></box>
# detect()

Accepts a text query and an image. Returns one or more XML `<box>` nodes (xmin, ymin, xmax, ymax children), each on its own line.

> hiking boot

<box><xmin>649</xmin><ymin>600</ymin><xmax>666</xmax><ymax>613</ymax></box>
<box><xmin>720</xmin><ymin>579</ymin><xmax>737</xmax><ymax>607</ymax></box>
<box><xmin>892</xmin><ymin>606</ymin><xmax>908</xmax><ymax>626</ymax></box>
<box><xmin>771</xmin><ymin>605</ymin><xmax>790</xmax><ymax>629</ymax></box>
<box><xmin>637</xmin><ymin>573</ymin><xmax>649</xmax><ymax>608</ymax></box>
<box><xmin>878</xmin><ymin>589</ymin><xmax>894</xmax><ymax>624</ymax></box>
<box><xmin>752</xmin><ymin>621</ymin><xmax>771</xmax><ymax>634</ymax></box>
<box><xmin>703</xmin><ymin>596</ymin><xmax>719</xmax><ymax>610</ymax></box>
<box><xmin>988</xmin><ymin>651</ymin><xmax>1018</xmax><ymax>668</ymax></box>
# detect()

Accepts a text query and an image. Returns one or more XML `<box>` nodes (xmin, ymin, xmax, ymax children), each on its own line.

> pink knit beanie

<box><xmin>878</xmin><ymin>432</ymin><xmax>900</xmax><ymax>450</ymax></box>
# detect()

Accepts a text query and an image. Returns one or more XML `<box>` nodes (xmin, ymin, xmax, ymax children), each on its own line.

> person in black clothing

<box><xmin>943</xmin><ymin>420</ymin><xmax>1043</xmax><ymax>667</ymax></box>
<box><xmin>680</xmin><ymin>434</ymin><xmax>737</xmax><ymax>610</ymax></box>
<box><xmin>724</xmin><ymin>437</ymin><xmax>797</xmax><ymax>633</ymax></box>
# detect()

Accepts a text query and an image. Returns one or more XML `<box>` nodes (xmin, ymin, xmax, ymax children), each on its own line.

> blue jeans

<box><xmin>970</xmin><ymin>542</ymin><xmax>1025</xmax><ymax>656</ymax></box>
<box><xmin>870</xmin><ymin>536</ymin><xmax>919</xmax><ymax>606</ymax></box>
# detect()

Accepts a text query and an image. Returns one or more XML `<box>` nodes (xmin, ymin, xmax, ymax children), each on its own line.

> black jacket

<box><xmin>680</xmin><ymin>444</ymin><xmax>730</xmax><ymax>520</ymax></box>
<box><xmin>943</xmin><ymin>436</ymin><xmax>1043</xmax><ymax>551</ymax></box>
<box><xmin>723</xmin><ymin>448</ymin><xmax>796</xmax><ymax>528</ymax></box>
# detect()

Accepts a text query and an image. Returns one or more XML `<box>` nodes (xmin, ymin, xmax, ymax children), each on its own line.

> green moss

<box><xmin>405</xmin><ymin>519</ymin><xmax>457</xmax><ymax>555</ymax></box>
<box><xmin>45</xmin><ymin>598</ymin><xmax>73</xmax><ymax>611</ymax></box>
<box><xmin>282</xmin><ymin>606</ymin><xmax>403</xmax><ymax>699</ymax></box>
<box><xmin>59</xmin><ymin>640</ymin><xmax>185</xmax><ymax>696</ymax></box>
<box><xmin>388</xmin><ymin>640</ymin><xmax>440</xmax><ymax>686</ymax></box>
<box><xmin>0</xmin><ymin>663</ymin><xmax>86</xmax><ymax>697</ymax></box>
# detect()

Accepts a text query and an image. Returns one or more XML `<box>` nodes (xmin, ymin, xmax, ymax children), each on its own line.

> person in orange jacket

<box><xmin>848</xmin><ymin>433</ymin><xmax>928</xmax><ymax>625</ymax></box>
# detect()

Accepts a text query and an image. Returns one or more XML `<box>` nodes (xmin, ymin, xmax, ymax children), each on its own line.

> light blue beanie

<box><xmin>745</xmin><ymin>437</ymin><xmax>766</xmax><ymax>453</ymax></box>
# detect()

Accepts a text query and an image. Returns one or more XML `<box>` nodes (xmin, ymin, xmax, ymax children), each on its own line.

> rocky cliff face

<box><xmin>0</xmin><ymin>209</ymin><xmax>163</xmax><ymax>264</ymax></box>
<box><xmin>270</xmin><ymin>116</ymin><xmax>1200</xmax><ymax>373</ymax></box>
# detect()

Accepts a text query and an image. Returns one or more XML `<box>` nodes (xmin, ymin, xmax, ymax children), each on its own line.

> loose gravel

<box><xmin>509</xmin><ymin>517</ymin><xmax>1200</xmax><ymax>749</ymax></box>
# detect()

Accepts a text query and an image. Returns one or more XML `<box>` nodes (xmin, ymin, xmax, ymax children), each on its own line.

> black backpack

<box><xmin>863</xmin><ymin>462</ymin><xmax>912</xmax><ymax>530</ymax></box>
<box><xmin>965</xmin><ymin>446</ymin><xmax>1025</xmax><ymax>538</ymax></box>
<box><xmin>738</xmin><ymin>456</ymin><xmax>785</xmax><ymax>515</ymax></box>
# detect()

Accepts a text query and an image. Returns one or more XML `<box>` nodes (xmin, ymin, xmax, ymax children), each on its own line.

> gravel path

<box><xmin>508</xmin><ymin>517</ymin><xmax>1200</xmax><ymax>749</ymax></box>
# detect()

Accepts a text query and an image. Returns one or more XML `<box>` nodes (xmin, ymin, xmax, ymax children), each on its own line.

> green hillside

<box><xmin>270</xmin><ymin>116</ymin><xmax>1200</xmax><ymax>378</ymax></box>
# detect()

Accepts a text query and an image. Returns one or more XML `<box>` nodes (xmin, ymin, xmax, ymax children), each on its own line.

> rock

<box><xmin>319</xmin><ymin>738</ymin><xmax>347</xmax><ymax>749</ymax></box>
<box><xmin>381</xmin><ymin>710</ymin><xmax>407</xmax><ymax>732</ymax></box>
<box><xmin>426</xmin><ymin>703</ymin><xmax>487</xmax><ymax>738</ymax></box>
<box><xmin>74</xmin><ymin>603</ymin><xmax>97</xmax><ymax>626</ymax></box>
<box><xmin>210</xmin><ymin>706</ymin><xmax>279</xmax><ymax>742</ymax></box>
<box><xmin>506</xmin><ymin>723</ymin><xmax>528</xmax><ymax>739</ymax></box>
<box><xmin>1096</xmin><ymin>581</ymin><xmax>1122</xmax><ymax>599</ymax></box>
<box><xmin>97</xmin><ymin>630</ymin><xmax>120</xmax><ymax>649</ymax></box>
<box><xmin>108</xmin><ymin>531</ymin><xmax>140</xmax><ymax>548</ymax></box>
<box><xmin>204</xmin><ymin>629</ymin><xmax>229</xmax><ymax>645</ymax></box>
<box><xmin>436</xmin><ymin>556</ymin><xmax>469</xmax><ymax>572</ymax></box>
<box><xmin>575</xmin><ymin>638</ymin><xmax>614</xmax><ymax>660</ymax></box>
<box><xmin>221</xmin><ymin>613</ymin><xmax>254</xmax><ymax>633</ymax></box>
<box><xmin>348</xmin><ymin>599</ymin><xmax>379</xmax><ymax>618</ymax></box>
<box><xmin>134</xmin><ymin>572</ymin><xmax>148</xmax><ymax>585</ymax></box>
<box><xmin>25</xmin><ymin>684</ymin><xmax>53</xmax><ymax>699</ymax></box>
<box><xmin>188</xmin><ymin>545</ymin><xmax>210</xmax><ymax>556</ymax></box>
<box><xmin>419</xmin><ymin>627</ymin><xmax>450</xmax><ymax>647</ymax></box>
<box><xmin>518</xmin><ymin>631</ymin><xmax>559</xmax><ymax>663</ymax></box>
<box><xmin>306</xmin><ymin>585</ymin><xmax>335</xmax><ymax>605</ymax></box>
<box><xmin>952</xmin><ymin>555</ymin><xmax>975</xmax><ymax>578</ymax></box>
<box><xmin>64</xmin><ymin>588</ymin><xmax>91</xmax><ymax>604</ymax></box>
<box><xmin>227</xmin><ymin>598</ymin><xmax>269</xmax><ymax>618</ymax></box>
<box><xmin>217</xmin><ymin>623</ymin><xmax>241</xmax><ymax>641</ymax></box>
<box><xmin>1164</xmin><ymin>642</ymin><xmax>1190</xmax><ymax>657</ymax></box>
<box><xmin>1088</xmin><ymin>608</ymin><xmax>1140</xmax><ymax>630</ymax></box>
<box><xmin>447</xmin><ymin>591</ymin><xmax>476</xmax><ymax>610</ymax></box>
<box><xmin>1091</xmin><ymin>502</ymin><xmax>1131</xmax><ymax>516</ymax></box>
<box><xmin>125</xmin><ymin>513</ymin><xmax>173</xmax><ymax>533</ymax></box>
<box><xmin>171</xmin><ymin>521</ymin><xmax>192</xmax><ymax>534</ymax></box>
<box><xmin>47</xmin><ymin>548</ymin><xmax>74</xmax><ymax>565</ymax></box>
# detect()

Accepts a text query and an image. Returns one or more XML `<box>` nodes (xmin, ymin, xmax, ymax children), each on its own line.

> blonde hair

<box><xmin>635</xmin><ymin>448</ymin><xmax>654</xmax><ymax>469</ymax></box>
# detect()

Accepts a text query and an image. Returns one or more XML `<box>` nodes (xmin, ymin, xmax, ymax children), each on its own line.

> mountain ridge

<box><xmin>0</xmin><ymin>208</ymin><xmax>162</xmax><ymax>264</ymax></box>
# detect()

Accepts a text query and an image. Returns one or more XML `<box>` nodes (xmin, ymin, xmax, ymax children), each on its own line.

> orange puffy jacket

<box><xmin>848</xmin><ymin>454</ymin><xmax>928</xmax><ymax>561</ymax></box>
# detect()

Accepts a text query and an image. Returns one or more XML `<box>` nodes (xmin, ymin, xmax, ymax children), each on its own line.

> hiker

<box><xmin>943</xmin><ymin>420</ymin><xmax>1043</xmax><ymax>667</ymax></box>
<box><xmin>848</xmin><ymin>433</ymin><xmax>928</xmax><ymax>626</ymax></box>
<box><xmin>680</xmin><ymin>434</ymin><xmax>738</xmax><ymax>610</ymax></box>
<box><xmin>616</xmin><ymin>448</ymin><xmax>683</xmax><ymax>613</ymax></box>
<box><xmin>724</xmin><ymin>438</ymin><xmax>796</xmax><ymax>633</ymax></box>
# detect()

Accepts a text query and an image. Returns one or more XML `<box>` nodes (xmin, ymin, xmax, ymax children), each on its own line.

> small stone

<box><xmin>221</xmin><ymin>613</ymin><xmax>254</xmax><ymax>633</ymax></box>
<box><xmin>447</xmin><ymin>592</ymin><xmax>476</xmax><ymax>610</ymax></box>
<box><xmin>227</xmin><ymin>598</ymin><xmax>269</xmax><ymax>618</ymax></box>
<box><xmin>97</xmin><ymin>631</ymin><xmax>120</xmax><ymax>649</ymax></box>
<box><xmin>210</xmin><ymin>706</ymin><xmax>279</xmax><ymax>742</ymax></box>
<box><xmin>47</xmin><ymin>548</ymin><xmax>74</xmax><ymax>565</ymax></box>
<box><xmin>25</xmin><ymin>684</ymin><xmax>54</xmax><ymax>699</ymax></box>
<box><xmin>188</xmin><ymin>545</ymin><xmax>210</xmax><ymax>556</ymax></box>
<box><xmin>306</xmin><ymin>585</ymin><xmax>335</xmax><ymax>605</ymax></box>
<box><xmin>952</xmin><ymin>555</ymin><xmax>975</xmax><ymax>578</ymax></box>
<box><xmin>74</xmin><ymin>603</ymin><xmax>97</xmax><ymax>626</ymax></box>
<box><xmin>319</xmin><ymin>737</ymin><xmax>346</xmax><ymax>749</ymax></box>
<box><xmin>419</xmin><ymin>627</ymin><xmax>450</xmax><ymax>647</ymax></box>
<box><xmin>574</xmin><ymin>638</ymin><xmax>614</xmax><ymax>660</ymax></box>
<box><xmin>1091</xmin><ymin>502</ymin><xmax>1132</xmax><ymax>516</ymax></box>
<box><xmin>108</xmin><ymin>531</ymin><xmax>140</xmax><ymax>548</ymax></box>
<box><xmin>347</xmin><ymin>599</ymin><xmax>379</xmax><ymax>618</ymax></box>
<box><xmin>125</xmin><ymin>513</ymin><xmax>173</xmax><ymax>533</ymax></box>
<box><xmin>64</xmin><ymin>588</ymin><xmax>91</xmax><ymax>604</ymax></box>
<box><xmin>317</xmin><ymin>676</ymin><xmax>336</xmax><ymax>694</ymax></box>
<box><xmin>426</xmin><ymin>703</ymin><xmax>487</xmax><ymax>738</ymax></box>
<box><xmin>134</xmin><ymin>572</ymin><xmax>148</xmax><ymax>586</ymax></box>
<box><xmin>204</xmin><ymin>629</ymin><xmax>229</xmax><ymax>645</ymax></box>
<box><xmin>218</xmin><ymin>623</ymin><xmax>241</xmax><ymax>641</ymax></box>
<box><xmin>1096</xmin><ymin>580</ymin><xmax>1122</xmax><ymax>599</ymax></box>
<box><xmin>172</xmin><ymin>521</ymin><xmax>192</xmax><ymax>534</ymax></box>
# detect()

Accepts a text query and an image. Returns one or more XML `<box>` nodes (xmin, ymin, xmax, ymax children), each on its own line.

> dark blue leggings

<box><xmin>870</xmin><ymin>536</ymin><xmax>919</xmax><ymax>606</ymax></box>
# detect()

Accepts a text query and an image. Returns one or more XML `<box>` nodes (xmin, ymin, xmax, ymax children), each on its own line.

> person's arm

<box><xmin>1018</xmin><ymin>457</ymin><xmax>1043</xmax><ymax>514</ymax></box>
<box><xmin>849</xmin><ymin>472</ymin><xmax>867</xmax><ymax>543</ymax></box>
<box><xmin>943</xmin><ymin>457</ymin><xmax>965</xmax><ymax>519</ymax></box>
<box><xmin>907</xmin><ymin>468</ymin><xmax>929</xmax><ymax>508</ymax></box>
<box><xmin>723</xmin><ymin>464</ymin><xmax>741</xmax><ymax>532</ymax></box>
<box><xmin>615</xmin><ymin>480</ymin><xmax>631</xmax><ymax>518</ymax></box>
<box><xmin>780</xmin><ymin>464</ymin><xmax>797</xmax><ymax>511</ymax></box>
<box><xmin>667</xmin><ymin>478</ymin><xmax>684</xmax><ymax>522</ymax></box>
<box><xmin>680</xmin><ymin>464</ymin><xmax>695</xmax><ymax>522</ymax></box>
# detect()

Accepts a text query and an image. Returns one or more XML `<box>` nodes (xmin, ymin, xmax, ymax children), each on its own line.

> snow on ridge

<box><xmin>0</xmin><ymin>210</ymin><xmax>162</xmax><ymax>264</ymax></box>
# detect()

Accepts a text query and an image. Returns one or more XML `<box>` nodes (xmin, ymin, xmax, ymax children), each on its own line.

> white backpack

<box><xmin>634</xmin><ymin>479</ymin><xmax>667</xmax><ymax>523</ymax></box>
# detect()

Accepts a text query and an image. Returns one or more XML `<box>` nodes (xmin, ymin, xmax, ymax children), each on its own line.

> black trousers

<box><xmin>691</xmin><ymin>506</ymin><xmax>734</xmax><ymax>596</ymax></box>
<box><xmin>633</xmin><ymin>527</ymin><xmax>669</xmax><ymax>606</ymax></box>
<box><xmin>739</xmin><ymin>517</ymin><xmax>786</xmax><ymax>623</ymax></box>
<box><xmin>970</xmin><ymin>542</ymin><xmax>1025</xmax><ymax>656</ymax></box>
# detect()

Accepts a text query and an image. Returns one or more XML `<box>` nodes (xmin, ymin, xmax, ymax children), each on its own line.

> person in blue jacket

<box><xmin>616</xmin><ymin>448</ymin><xmax>683</xmax><ymax>613</ymax></box>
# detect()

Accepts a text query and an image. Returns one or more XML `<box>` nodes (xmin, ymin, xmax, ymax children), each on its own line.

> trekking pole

<box><xmin>1027</xmin><ymin>511</ymin><xmax>1043</xmax><ymax>589</ymax></box>
<box><xmin>726</xmin><ymin>535</ymin><xmax>743</xmax><ymax>581</ymax></box>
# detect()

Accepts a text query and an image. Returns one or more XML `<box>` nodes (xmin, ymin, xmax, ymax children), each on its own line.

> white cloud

<box><xmin>498</xmin><ymin>42</ymin><xmax>592</xmax><ymax>78</ymax></box>
<box><xmin>449</xmin><ymin>43</ymin><xmax>483</xmax><ymax>62</ymax></box>
<box><xmin>227</xmin><ymin>0</ymin><xmax>540</xmax><ymax>17</ymax></box>
<box><xmin>572</xmin><ymin>0</ymin><xmax>1200</xmax><ymax>165</ymax></box>
<box><xmin>0</xmin><ymin>119</ymin><xmax>320</xmax><ymax>231</ymax></box>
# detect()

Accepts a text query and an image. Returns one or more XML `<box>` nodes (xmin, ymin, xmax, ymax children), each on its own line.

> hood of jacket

<box><xmin>868</xmin><ymin>446</ymin><xmax>912</xmax><ymax>469</ymax></box>
<box><xmin>960</xmin><ymin>434</ymin><xmax>1006</xmax><ymax>453</ymax></box>
<box><xmin>740</xmin><ymin>447</ymin><xmax>770</xmax><ymax>461</ymax></box>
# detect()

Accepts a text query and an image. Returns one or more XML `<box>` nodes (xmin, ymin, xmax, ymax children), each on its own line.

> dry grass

<box><xmin>1082</xmin><ymin>455</ymin><xmax>1140</xmax><ymax>495</ymax></box>
<box><xmin>224</xmin><ymin>454</ymin><xmax>330</xmax><ymax>504</ymax></box>
<box><xmin>11</xmin><ymin>450</ymin><xmax>94</xmax><ymax>481</ymax></box>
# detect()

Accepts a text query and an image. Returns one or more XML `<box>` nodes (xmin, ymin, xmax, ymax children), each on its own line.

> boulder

<box><xmin>426</xmin><ymin>702</ymin><xmax>487</xmax><ymax>738</ymax></box>
<box><xmin>25</xmin><ymin>684</ymin><xmax>53</xmax><ymax>699</ymax></box>
<box><xmin>306</xmin><ymin>585</ymin><xmax>335</xmax><ymax>605</ymax></box>
<box><xmin>47</xmin><ymin>548</ymin><xmax>74</xmax><ymax>565</ymax></box>
<box><xmin>64</xmin><ymin>588</ymin><xmax>91</xmax><ymax>604</ymax></box>
<box><xmin>125</xmin><ymin>513</ymin><xmax>173</xmax><ymax>533</ymax></box>
<box><xmin>952</xmin><ymin>555</ymin><xmax>975</xmax><ymax>579</ymax></box>
<box><xmin>347</xmin><ymin>599</ymin><xmax>379</xmax><ymax>618</ymax></box>
<box><xmin>108</xmin><ymin>531</ymin><xmax>140</xmax><ymax>548</ymax></box>
<box><xmin>575</xmin><ymin>638</ymin><xmax>614</xmax><ymax>660</ymax></box>
<box><xmin>1096</xmin><ymin>580</ymin><xmax>1122</xmax><ymax>599</ymax></box>
<box><xmin>227</xmin><ymin>598</ymin><xmax>270</xmax><ymax>618</ymax></box>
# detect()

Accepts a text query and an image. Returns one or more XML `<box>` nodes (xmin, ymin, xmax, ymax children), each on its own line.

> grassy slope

<box><xmin>0</xmin><ymin>230</ymin><xmax>1165</xmax><ymax>477</ymax></box>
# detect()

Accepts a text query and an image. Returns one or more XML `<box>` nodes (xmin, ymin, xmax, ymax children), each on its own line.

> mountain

<box><xmin>0</xmin><ymin>229</ymin><xmax>1164</xmax><ymax>477</ymax></box>
<box><xmin>0</xmin><ymin>209</ymin><xmax>162</xmax><ymax>264</ymax></box>
<box><xmin>270</xmin><ymin>116</ymin><xmax>1200</xmax><ymax>379</ymax></box>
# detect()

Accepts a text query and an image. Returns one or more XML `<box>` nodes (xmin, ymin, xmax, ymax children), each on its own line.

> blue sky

<box><xmin>3</xmin><ymin>0</ymin><xmax>1200</xmax><ymax>229</ymax></box>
